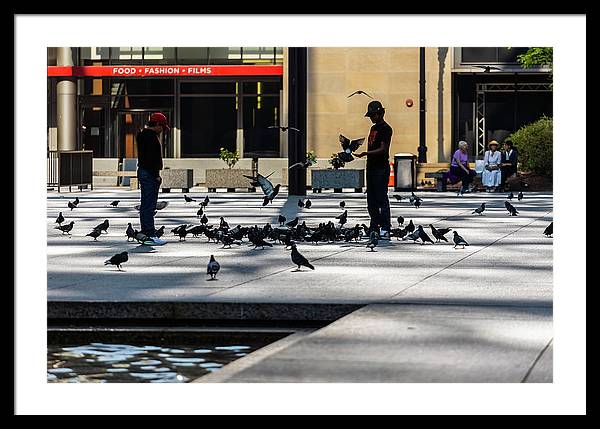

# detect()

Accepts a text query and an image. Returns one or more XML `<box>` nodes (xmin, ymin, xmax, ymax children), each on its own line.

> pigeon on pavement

<box><xmin>405</xmin><ymin>220</ymin><xmax>415</xmax><ymax>233</ymax></box>
<box><xmin>336</xmin><ymin>210</ymin><xmax>348</xmax><ymax>226</ymax></box>
<box><xmin>67</xmin><ymin>201</ymin><xmax>76</xmax><ymax>211</ymax></box>
<box><xmin>304</xmin><ymin>199</ymin><xmax>312</xmax><ymax>209</ymax></box>
<box><xmin>104</xmin><ymin>251</ymin><xmax>128</xmax><ymax>271</ymax></box>
<box><xmin>340</xmin><ymin>201</ymin><xmax>346</xmax><ymax>208</ymax></box>
<box><xmin>298</xmin><ymin>199</ymin><xmax>305</xmax><ymax>208</ymax></box>
<box><xmin>126</xmin><ymin>223</ymin><xmax>136</xmax><ymax>242</ymax></box>
<box><xmin>417</xmin><ymin>225</ymin><xmax>434</xmax><ymax>244</ymax></box>
<box><xmin>472</xmin><ymin>203</ymin><xmax>486</xmax><ymax>215</ymax></box>
<box><xmin>289</xmin><ymin>242</ymin><xmax>315</xmax><ymax>271</ymax></box>
<box><xmin>429</xmin><ymin>225</ymin><xmax>451</xmax><ymax>242</ymax></box>
<box><xmin>278</xmin><ymin>215</ymin><xmax>286</xmax><ymax>226</ymax></box>
<box><xmin>184</xmin><ymin>195</ymin><xmax>196</xmax><ymax>203</ymax></box>
<box><xmin>55</xmin><ymin>221</ymin><xmax>74</xmax><ymax>235</ymax></box>
<box><xmin>453</xmin><ymin>231</ymin><xmax>469</xmax><ymax>249</ymax></box>
<box><xmin>543</xmin><ymin>222</ymin><xmax>553</xmax><ymax>237</ymax></box>
<box><xmin>86</xmin><ymin>229</ymin><xmax>102</xmax><ymax>241</ymax></box>
<box><xmin>366</xmin><ymin>230</ymin><xmax>379</xmax><ymax>251</ymax></box>
<box><xmin>397</xmin><ymin>216</ymin><xmax>404</xmax><ymax>226</ymax></box>
<box><xmin>110</xmin><ymin>200</ymin><xmax>120</xmax><ymax>207</ymax></box>
<box><xmin>93</xmin><ymin>219</ymin><xmax>109</xmax><ymax>233</ymax></box>
<box><xmin>206</xmin><ymin>255</ymin><xmax>220</xmax><ymax>280</ymax></box>
<box><xmin>55</xmin><ymin>212</ymin><xmax>64</xmax><ymax>225</ymax></box>
<box><xmin>505</xmin><ymin>201</ymin><xmax>519</xmax><ymax>216</ymax></box>
<box><xmin>286</xmin><ymin>217</ymin><xmax>299</xmax><ymax>228</ymax></box>
<box><xmin>518</xmin><ymin>191</ymin><xmax>524</xmax><ymax>201</ymax></box>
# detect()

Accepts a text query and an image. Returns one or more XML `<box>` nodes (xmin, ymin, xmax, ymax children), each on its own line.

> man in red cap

<box><xmin>135</xmin><ymin>112</ymin><xmax>170</xmax><ymax>245</ymax></box>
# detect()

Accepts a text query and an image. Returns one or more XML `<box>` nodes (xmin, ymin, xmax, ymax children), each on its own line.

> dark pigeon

<box><xmin>289</xmin><ymin>242</ymin><xmax>314</xmax><ymax>271</ymax></box>
<box><xmin>417</xmin><ymin>225</ymin><xmax>434</xmax><ymax>245</ymax></box>
<box><xmin>366</xmin><ymin>230</ymin><xmax>379</xmax><ymax>251</ymax></box>
<box><xmin>184</xmin><ymin>195</ymin><xmax>196</xmax><ymax>203</ymax></box>
<box><xmin>94</xmin><ymin>219</ymin><xmax>109</xmax><ymax>233</ymax></box>
<box><xmin>55</xmin><ymin>221</ymin><xmax>74</xmax><ymax>235</ymax></box>
<box><xmin>110</xmin><ymin>200</ymin><xmax>120</xmax><ymax>207</ymax></box>
<box><xmin>453</xmin><ymin>231</ymin><xmax>469</xmax><ymax>249</ymax></box>
<box><xmin>55</xmin><ymin>212</ymin><xmax>64</xmax><ymax>225</ymax></box>
<box><xmin>104</xmin><ymin>251</ymin><xmax>128</xmax><ymax>271</ymax></box>
<box><xmin>278</xmin><ymin>215</ymin><xmax>286</xmax><ymax>226</ymax></box>
<box><xmin>505</xmin><ymin>201</ymin><xmax>519</xmax><ymax>216</ymax></box>
<box><xmin>206</xmin><ymin>255</ymin><xmax>220</xmax><ymax>280</ymax></box>
<box><xmin>472</xmin><ymin>203</ymin><xmax>486</xmax><ymax>215</ymax></box>
<box><xmin>543</xmin><ymin>222</ymin><xmax>553</xmax><ymax>237</ymax></box>
<box><xmin>126</xmin><ymin>223</ymin><xmax>136</xmax><ymax>242</ymax></box>
<box><xmin>86</xmin><ymin>229</ymin><xmax>102</xmax><ymax>241</ymax></box>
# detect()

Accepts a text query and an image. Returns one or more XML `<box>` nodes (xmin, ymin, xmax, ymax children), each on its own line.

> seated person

<box><xmin>482</xmin><ymin>140</ymin><xmax>502</xmax><ymax>192</ymax></box>
<box><xmin>444</xmin><ymin>141</ymin><xmax>477</xmax><ymax>195</ymax></box>
<box><xmin>500</xmin><ymin>139</ymin><xmax>519</xmax><ymax>191</ymax></box>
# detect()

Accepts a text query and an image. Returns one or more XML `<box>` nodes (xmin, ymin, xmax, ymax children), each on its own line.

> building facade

<box><xmin>47</xmin><ymin>47</ymin><xmax>551</xmax><ymax>185</ymax></box>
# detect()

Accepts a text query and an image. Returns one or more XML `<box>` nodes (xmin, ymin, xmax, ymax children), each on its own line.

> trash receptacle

<box><xmin>393</xmin><ymin>153</ymin><xmax>417</xmax><ymax>191</ymax></box>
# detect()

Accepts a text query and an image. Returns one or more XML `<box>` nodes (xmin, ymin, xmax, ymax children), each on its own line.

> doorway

<box><xmin>115</xmin><ymin>110</ymin><xmax>172</xmax><ymax>160</ymax></box>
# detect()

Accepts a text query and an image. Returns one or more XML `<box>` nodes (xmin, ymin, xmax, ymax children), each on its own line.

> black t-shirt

<box><xmin>136</xmin><ymin>128</ymin><xmax>163</xmax><ymax>177</ymax></box>
<box><xmin>366</xmin><ymin>121</ymin><xmax>393</xmax><ymax>169</ymax></box>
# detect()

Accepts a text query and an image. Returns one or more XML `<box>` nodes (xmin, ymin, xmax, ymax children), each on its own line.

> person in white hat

<box><xmin>482</xmin><ymin>140</ymin><xmax>502</xmax><ymax>192</ymax></box>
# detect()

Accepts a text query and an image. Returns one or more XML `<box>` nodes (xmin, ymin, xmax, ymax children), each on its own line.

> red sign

<box><xmin>48</xmin><ymin>65</ymin><xmax>283</xmax><ymax>77</ymax></box>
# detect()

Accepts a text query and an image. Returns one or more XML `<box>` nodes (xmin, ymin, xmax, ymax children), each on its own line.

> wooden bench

<box><xmin>424</xmin><ymin>171</ymin><xmax>448</xmax><ymax>191</ymax></box>
<box><xmin>425</xmin><ymin>170</ymin><xmax>483</xmax><ymax>192</ymax></box>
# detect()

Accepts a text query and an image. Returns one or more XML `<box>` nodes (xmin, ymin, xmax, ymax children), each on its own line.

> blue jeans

<box><xmin>366</xmin><ymin>164</ymin><xmax>391</xmax><ymax>231</ymax></box>
<box><xmin>138</xmin><ymin>168</ymin><xmax>160</xmax><ymax>236</ymax></box>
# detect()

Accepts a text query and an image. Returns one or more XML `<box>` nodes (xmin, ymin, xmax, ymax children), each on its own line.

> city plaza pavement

<box><xmin>47</xmin><ymin>187</ymin><xmax>553</xmax><ymax>382</ymax></box>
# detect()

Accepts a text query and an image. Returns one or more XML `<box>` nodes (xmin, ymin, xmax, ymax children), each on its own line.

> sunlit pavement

<box><xmin>48</xmin><ymin>187</ymin><xmax>553</xmax><ymax>382</ymax></box>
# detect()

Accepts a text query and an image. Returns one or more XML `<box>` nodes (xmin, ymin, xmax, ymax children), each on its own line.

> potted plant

<box><xmin>311</xmin><ymin>153</ymin><xmax>365</xmax><ymax>193</ymax></box>
<box><xmin>205</xmin><ymin>147</ymin><xmax>253</xmax><ymax>191</ymax></box>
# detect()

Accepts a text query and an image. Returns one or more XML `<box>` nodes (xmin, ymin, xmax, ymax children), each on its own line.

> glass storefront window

<box><xmin>243</xmin><ymin>81</ymin><xmax>282</xmax><ymax>95</ymax></box>
<box><xmin>142</xmin><ymin>47</ymin><xmax>177</xmax><ymax>64</ymax></box>
<box><xmin>180</xmin><ymin>97</ymin><xmax>237</xmax><ymax>157</ymax></box>
<box><xmin>243</xmin><ymin>94</ymin><xmax>280</xmax><ymax>157</ymax></box>
<box><xmin>181</xmin><ymin>81</ymin><xmax>237</xmax><ymax>95</ymax></box>
<box><xmin>461</xmin><ymin>47</ymin><xmax>530</xmax><ymax>64</ymax></box>
<box><xmin>111</xmin><ymin>47</ymin><xmax>144</xmax><ymax>62</ymax></box>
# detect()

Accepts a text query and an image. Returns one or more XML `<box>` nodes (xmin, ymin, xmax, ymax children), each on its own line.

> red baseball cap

<box><xmin>149</xmin><ymin>112</ymin><xmax>170</xmax><ymax>131</ymax></box>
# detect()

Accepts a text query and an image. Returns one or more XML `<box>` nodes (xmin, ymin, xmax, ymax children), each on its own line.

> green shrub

<box><xmin>509</xmin><ymin>116</ymin><xmax>553</xmax><ymax>176</ymax></box>
<box><xmin>219</xmin><ymin>147</ymin><xmax>240</xmax><ymax>169</ymax></box>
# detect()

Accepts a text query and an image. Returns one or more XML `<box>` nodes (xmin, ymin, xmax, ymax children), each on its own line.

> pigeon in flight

<box><xmin>453</xmin><ymin>231</ymin><xmax>469</xmax><ymax>249</ymax></box>
<box><xmin>126</xmin><ymin>223</ymin><xmax>136</xmax><ymax>242</ymax></box>
<box><xmin>472</xmin><ymin>65</ymin><xmax>502</xmax><ymax>72</ymax></box>
<box><xmin>289</xmin><ymin>242</ymin><xmax>315</xmax><ymax>271</ymax></box>
<box><xmin>268</xmin><ymin>125</ymin><xmax>300</xmax><ymax>132</ymax></box>
<box><xmin>472</xmin><ymin>203</ymin><xmax>486</xmax><ymax>215</ymax></box>
<box><xmin>366</xmin><ymin>230</ymin><xmax>379</xmax><ymax>251</ymax></box>
<box><xmin>184</xmin><ymin>195</ymin><xmax>196</xmax><ymax>203</ymax></box>
<box><xmin>104</xmin><ymin>251</ymin><xmax>128</xmax><ymax>271</ymax></box>
<box><xmin>94</xmin><ymin>219</ymin><xmax>110</xmax><ymax>233</ymax></box>
<box><xmin>505</xmin><ymin>201</ymin><xmax>519</xmax><ymax>216</ymax></box>
<box><xmin>110</xmin><ymin>200</ymin><xmax>120</xmax><ymax>207</ymax></box>
<box><xmin>55</xmin><ymin>221</ymin><xmax>74</xmax><ymax>235</ymax></box>
<box><xmin>55</xmin><ymin>212</ymin><xmax>64</xmax><ymax>226</ymax></box>
<box><xmin>339</xmin><ymin>201</ymin><xmax>346</xmax><ymax>209</ymax></box>
<box><xmin>417</xmin><ymin>225</ymin><xmax>434</xmax><ymax>245</ymax></box>
<box><xmin>338</xmin><ymin>134</ymin><xmax>365</xmax><ymax>163</ymax></box>
<box><xmin>244</xmin><ymin>173</ymin><xmax>280</xmax><ymax>205</ymax></box>
<box><xmin>518</xmin><ymin>191</ymin><xmax>524</xmax><ymax>201</ymax></box>
<box><xmin>67</xmin><ymin>201</ymin><xmax>77</xmax><ymax>211</ymax></box>
<box><xmin>286</xmin><ymin>217</ymin><xmax>299</xmax><ymax>228</ymax></box>
<box><xmin>278</xmin><ymin>215</ymin><xmax>286</xmax><ymax>226</ymax></box>
<box><xmin>397</xmin><ymin>216</ymin><xmax>404</xmax><ymax>226</ymax></box>
<box><xmin>347</xmin><ymin>90</ymin><xmax>373</xmax><ymax>99</ymax></box>
<box><xmin>289</xmin><ymin>159</ymin><xmax>315</xmax><ymax>170</ymax></box>
<box><xmin>543</xmin><ymin>221</ymin><xmax>553</xmax><ymax>237</ymax></box>
<box><xmin>86</xmin><ymin>229</ymin><xmax>102</xmax><ymax>241</ymax></box>
<box><xmin>206</xmin><ymin>255</ymin><xmax>220</xmax><ymax>280</ymax></box>
<box><xmin>429</xmin><ymin>224</ymin><xmax>451</xmax><ymax>242</ymax></box>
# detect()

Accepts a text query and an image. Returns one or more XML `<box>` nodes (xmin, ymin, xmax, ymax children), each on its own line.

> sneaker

<box><xmin>379</xmin><ymin>229</ymin><xmax>391</xmax><ymax>240</ymax></box>
<box><xmin>143</xmin><ymin>236</ymin><xmax>167</xmax><ymax>246</ymax></box>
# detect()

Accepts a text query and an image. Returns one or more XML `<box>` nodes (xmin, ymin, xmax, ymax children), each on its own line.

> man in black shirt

<box><xmin>136</xmin><ymin>112</ymin><xmax>169</xmax><ymax>246</ymax></box>
<box><xmin>500</xmin><ymin>139</ymin><xmax>519</xmax><ymax>191</ymax></box>
<box><xmin>355</xmin><ymin>100</ymin><xmax>393</xmax><ymax>240</ymax></box>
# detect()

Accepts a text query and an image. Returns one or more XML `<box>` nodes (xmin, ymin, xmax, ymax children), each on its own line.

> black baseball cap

<box><xmin>365</xmin><ymin>100</ymin><xmax>385</xmax><ymax>117</ymax></box>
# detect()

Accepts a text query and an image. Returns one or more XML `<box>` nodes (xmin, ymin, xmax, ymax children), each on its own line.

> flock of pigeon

<box><xmin>52</xmin><ymin>182</ymin><xmax>553</xmax><ymax>279</ymax></box>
